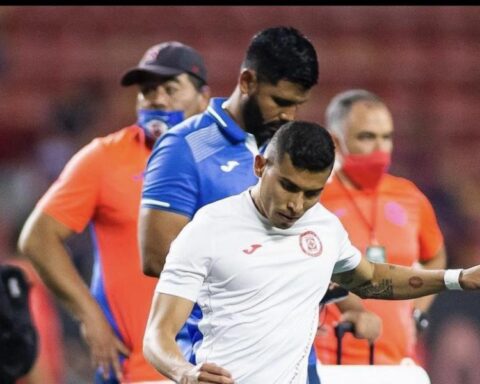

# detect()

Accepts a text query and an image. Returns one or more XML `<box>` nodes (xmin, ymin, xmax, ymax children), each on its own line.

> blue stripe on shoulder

<box><xmin>185</xmin><ymin>123</ymin><xmax>229</xmax><ymax>163</ymax></box>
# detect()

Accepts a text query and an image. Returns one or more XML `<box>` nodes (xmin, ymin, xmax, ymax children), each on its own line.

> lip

<box><xmin>277</xmin><ymin>212</ymin><xmax>300</xmax><ymax>222</ymax></box>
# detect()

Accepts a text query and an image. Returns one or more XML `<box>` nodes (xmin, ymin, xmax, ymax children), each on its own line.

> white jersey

<box><xmin>156</xmin><ymin>190</ymin><xmax>361</xmax><ymax>384</ymax></box>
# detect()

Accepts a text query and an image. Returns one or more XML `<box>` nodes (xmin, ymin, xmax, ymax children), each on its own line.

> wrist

<box><xmin>444</xmin><ymin>269</ymin><xmax>464</xmax><ymax>290</ymax></box>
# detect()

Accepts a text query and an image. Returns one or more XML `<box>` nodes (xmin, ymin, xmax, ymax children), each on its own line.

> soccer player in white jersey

<box><xmin>143</xmin><ymin>121</ymin><xmax>480</xmax><ymax>384</ymax></box>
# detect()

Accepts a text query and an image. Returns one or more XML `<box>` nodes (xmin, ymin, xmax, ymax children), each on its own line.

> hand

<box><xmin>339</xmin><ymin>309</ymin><xmax>382</xmax><ymax>344</ymax></box>
<box><xmin>459</xmin><ymin>266</ymin><xmax>480</xmax><ymax>290</ymax></box>
<box><xmin>80</xmin><ymin>314</ymin><xmax>130</xmax><ymax>381</ymax></box>
<box><xmin>180</xmin><ymin>362</ymin><xmax>234</xmax><ymax>384</ymax></box>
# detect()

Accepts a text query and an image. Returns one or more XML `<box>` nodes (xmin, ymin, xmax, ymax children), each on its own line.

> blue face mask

<box><xmin>137</xmin><ymin>109</ymin><xmax>184</xmax><ymax>140</ymax></box>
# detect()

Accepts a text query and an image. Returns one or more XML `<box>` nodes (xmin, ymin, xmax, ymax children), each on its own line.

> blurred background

<box><xmin>0</xmin><ymin>6</ymin><xmax>479</xmax><ymax>383</ymax></box>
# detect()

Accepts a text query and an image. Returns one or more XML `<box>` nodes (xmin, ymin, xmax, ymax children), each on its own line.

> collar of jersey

<box><xmin>206</xmin><ymin>97</ymin><xmax>247</xmax><ymax>144</ymax></box>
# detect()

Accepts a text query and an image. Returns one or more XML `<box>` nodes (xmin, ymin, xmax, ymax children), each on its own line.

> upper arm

<box><xmin>332</xmin><ymin>257</ymin><xmax>374</xmax><ymax>290</ymax></box>
<box><xmin>138</xmin><ymin>207</ymin><xmax>190</xmax><ymax>277</ymax></box>
<box><xmin>141</xmin><ymin>133</ymin><xmax>199</xmax><ymax>217</ymax></box>
<box><xmin>420</xmin><ymin>246</ymin><xmax>447</xmax><ymax>269</ymax></box>
<box><xmin>417</xmin><ymin>191</ymin><xmax>444</xmax><ymax>262</ymax></box>
<box><xmin>35</xmin><ymin>140</ymin><xmax>104</xmax><ymax>233</ymax></box>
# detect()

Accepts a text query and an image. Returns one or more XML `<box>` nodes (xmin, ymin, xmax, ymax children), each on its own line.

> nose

<box><xmin>149</xmin><ymin>86</ymin><xmax>171</xmax><ymax>109</ymax></box>
<box><xmin>375</xmin><ymin>138</ymin><xmax>391</xmax><ymax>153</ymax></box>
<box><xmin>279</xmin><ymin>105</ymin><xmax>298</xmax><ymax>122</ymax></box>
<box><xmin>287</xmin><ymin>193</ymin><xmax>303</xmax><ymax>215</ymax></box>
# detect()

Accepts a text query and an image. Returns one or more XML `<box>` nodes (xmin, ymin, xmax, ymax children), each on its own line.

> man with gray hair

<box><xmin>314</xmin><ymin>89</ymin><xmax>447</xmax><ymax>366</ymax></box>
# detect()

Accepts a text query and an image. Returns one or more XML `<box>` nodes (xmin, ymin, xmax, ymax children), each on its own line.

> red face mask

<box><xmin>341</xmin><ymin>151</ymin><xmax>391</xmax><ymax>191</ymax></box>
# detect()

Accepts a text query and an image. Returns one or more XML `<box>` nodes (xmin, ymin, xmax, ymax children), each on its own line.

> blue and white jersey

<box><xmin>141</xmin><ymin>97</ymin><xmax>261</xmax><ymax>218</ymax></box>
<box><xmin>141</xmin><ymin>97</ymin><xmax>261</xmax><ymax>363</ymax></box>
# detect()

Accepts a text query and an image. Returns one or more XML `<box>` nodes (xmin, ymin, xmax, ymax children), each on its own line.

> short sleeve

<box><xmin>141</xmin><ymin>133</ymin><xmax>199</xmax><ymax>218</ymax></box>
<box><xmin>333</xmin><ymin>224</ymin><xmax>362</xmax><ymax>274</ymax></box>
<box><xmin>36</xmin><ymin>139</ymin><xmax>104</xmax><ymax>233</ymax></box>
<box><xmin>418</xmin><ymin>192</ymin><xmax>444</xmax><ymax>262</ymax></box>
<box><xmin>155</xmin><ymin>212</ymin><xmax>213</xmax><ymax>302</ymax></box>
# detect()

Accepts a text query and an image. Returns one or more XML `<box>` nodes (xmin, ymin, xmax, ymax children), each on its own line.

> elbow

<box><xmin>140</xmin><ymin>248</ymin><xmax>167</xmax><ymax>277</ymax></box>
<box><xmin>143</xmin><ymin>331</ymin><xmax>155</xmax><ymax>365</ymax></box>
<box><xmin>142</xmin><ymin>258</ymin><xmax>163</xmax><ymax>277</ymax></box>
<box><xmin>17</xmin><ymin>224</ymin><xmax>40</xmax><ymax>261</ymax></box>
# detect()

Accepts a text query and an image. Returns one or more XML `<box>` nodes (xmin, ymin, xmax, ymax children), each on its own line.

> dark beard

<box><xmin>243</xmin><ymin>95</ymin><xmax>288</xmax><ymax>148</ymax></box>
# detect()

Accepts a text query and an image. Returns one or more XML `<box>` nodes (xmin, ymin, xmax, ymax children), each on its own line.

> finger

<box><xmin>110</xmin><ymin>352</ymin><xmax>123</xmax><ymax>381</ymax></box>
<box><xmin>198</xmin><ymin>371</ymin><xmax>235</xmax><ymax>383</ymax></box>
<box><xmin>200</xmin><ymin>362</ymin><xmax>232</xmax><ymax>377</ymax></box>
<box><xmin>115</xmin><ymin>337</ymin><xmax>131</xmax><ymax>356</ymax></box>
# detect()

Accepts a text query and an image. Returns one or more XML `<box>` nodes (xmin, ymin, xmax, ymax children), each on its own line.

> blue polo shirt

<box><xmin>141</xmin><ymin>97</ymin><xmax>260</xmax><ymax>360</ymax></box>
<box><xmin>141</xmin><ymin>97</ymin><xmax>260</xmax><ymax>218</ymax></box>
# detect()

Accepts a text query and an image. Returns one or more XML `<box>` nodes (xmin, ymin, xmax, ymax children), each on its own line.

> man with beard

<box><xmin>139</xmin><ymin>26</ymin><xmax>319</xmax><ymax>371</ymax></box>
<box><xmin>18</xmin><ymin>42</ymin><xmax>210</xmax><ymax>383</ymax></box>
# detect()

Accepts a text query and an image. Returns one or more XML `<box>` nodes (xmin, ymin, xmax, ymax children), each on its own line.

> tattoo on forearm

<box><xmin>409</xmin><ymin>276</ymin><xmax>424</xmax><ymax>289</ymax></box>
<box><xmin>336</xmin><ymin>271</ymin><xmax>355</xmax><ymax>286</ymax></box>
<box><xmin>352</xmin><ymin>279</ymin><xmax>394</xmax><ymax>299</ymax></box>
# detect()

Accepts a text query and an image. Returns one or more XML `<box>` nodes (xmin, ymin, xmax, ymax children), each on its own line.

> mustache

<box><xmin>263</xmin><ymin>119</ymin><xmax>289</xmax><ymax>131</ymax></box>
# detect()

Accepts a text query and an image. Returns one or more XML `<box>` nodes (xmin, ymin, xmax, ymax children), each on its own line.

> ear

<box><xmin>253</xmin><ymin>154</ymin><xmax>267</xmax><ymax>177</ymax></box>
<box><xmin>198</xmin><ymin>85</ymin><xmax>211</xmax><ymax>111</ymax></box>
<box><xmin>239</xmin><ymin>69</ymin><xmax>257</xmax><ymax>95</ymax></box>
<box><xmin>330</xmin><ymin>132</ymin><xmax>344</xmax><ymax>155</ymax></box>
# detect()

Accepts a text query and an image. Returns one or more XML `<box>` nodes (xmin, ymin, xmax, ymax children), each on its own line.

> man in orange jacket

<box><xmin>315</xmin><ymin>89</ymin><xmax>446</xmax><ymax>365</ymax></box>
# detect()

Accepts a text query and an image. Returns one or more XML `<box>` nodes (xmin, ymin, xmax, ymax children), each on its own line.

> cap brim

<box><xmin>120</xmin><ymin>65</ymin><xmax>184</xmax><ymax>86</ymax></box>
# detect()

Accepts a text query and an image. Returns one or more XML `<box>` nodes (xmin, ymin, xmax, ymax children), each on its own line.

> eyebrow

<box><xmin>279</xmin><ymin>176</ymin><xmax>324</xmax><ymax>195</ymax></box>
<box><xmin>272</xmin><ymin>96</ymin><xmax>297</xmax><ymax>107</ymax></box>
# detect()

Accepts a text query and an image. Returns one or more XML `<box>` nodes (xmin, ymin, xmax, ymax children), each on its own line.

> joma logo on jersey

<box><xmin>220</xmin><ymin>160</ymin><xmax>240</xmax><ymax>172</ymax></box>
<box><xmin>243</xmin><ymin>244</ymin><xmax>262</xmax><ymax>254</ymax></box>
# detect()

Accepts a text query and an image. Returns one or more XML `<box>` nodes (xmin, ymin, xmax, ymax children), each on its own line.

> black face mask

<box><xmin>242</xmin><ymin>95</ymin><xmax>288</xmax><ymax>148</ymax></box>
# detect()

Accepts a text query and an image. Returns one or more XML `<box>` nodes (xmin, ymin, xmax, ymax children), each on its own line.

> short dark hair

<box><xmin>268</xmin><ymin>121</ymin><xmax>335</xmax><ymax>172</ymax></box>
<box><xmin>242</xmin><ymin>26</ymin><xmax>319</xmax><ymax>90</ymax></box>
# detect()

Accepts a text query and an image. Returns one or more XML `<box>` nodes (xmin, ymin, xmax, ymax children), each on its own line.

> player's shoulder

<box><xmin>75</xmin><ymin>126</ymin><xmax>142</xmax><ymax>164</ymax></box>
<box><xmin>194</xmin><ymin>193</ymin><xmax>244</xmax><ymax>223</ymax></box>
<box><xmin>166</xmin><ymin>111</ymin><xmax>217</xmax><ymax>139</ymax></box>
<box><xmin>310</xmin><ymin>202</ymin><xmax>344</xmax><ymax>228</ymax></box>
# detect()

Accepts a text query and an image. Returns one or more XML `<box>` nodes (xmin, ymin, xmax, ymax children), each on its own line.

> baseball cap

<box><xmin>121</xmin><ymin>41</ymin><xmax>207</xmax><ymax>86</ymax></box>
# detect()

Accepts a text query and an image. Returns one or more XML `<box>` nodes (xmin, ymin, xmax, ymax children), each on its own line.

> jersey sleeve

<box><xmin>36</xmin><ymin>139</ymin><xmax>104</xmax><ymax>233</ymax></box>
<box><xmin>141</xmin><ymin>133</ymin><xmax>199</xmax><ymax>218</ymax></box>
<box><xmin>333</xmin><ymin>222</ymin><xmax>362</xmax><ymax>274</ymax></box>
<box><xmin>155</xmin><ymin>211</ymin><xmax>213</xmax><ymax>302</ymax></box>
<box><xmin>417</xmin><ymin>191</ymin><xmax>444</xmax><ymax>262</ymax></box>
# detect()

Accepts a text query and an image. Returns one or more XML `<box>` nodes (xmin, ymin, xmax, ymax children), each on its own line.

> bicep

<box><xmin>332</xmin><ymin>257</ymin><xmax>374</xmax><ymax>290</ymax></box>
<box><xmin>138</xmin><ymin>208</ymin><xmax>190</xmax><ymax>276</ymax></box>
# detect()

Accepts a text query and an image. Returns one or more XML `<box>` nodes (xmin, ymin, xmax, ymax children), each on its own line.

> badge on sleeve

<box><xmin>366</xmin><ymin>245</ymin><xmax>386</xmax><ymax>263</ymax></box>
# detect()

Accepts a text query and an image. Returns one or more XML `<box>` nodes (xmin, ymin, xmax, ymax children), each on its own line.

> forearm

<box><xmin>28</xmin><ymin>242</ymin><xmax>99</xmax><ymax>321</ymax></box>
<box><xmin>413</xmin><ymin>248</ymin><xmax>447</xmax><ymax>312</ymax></box>
<box><xmin>19</xmin><ymin>216</ymin><xmax>101</xmax><ymax>323</ymax></box>
<box><xmin>143</xmin><ymin>328</ymin><xmax>194</xmax><ymax>382</ymax></box>
<box><xmin>349</xmin><ymin>263</ymin><xmax>446</xmax><ymax>300</ymax></box>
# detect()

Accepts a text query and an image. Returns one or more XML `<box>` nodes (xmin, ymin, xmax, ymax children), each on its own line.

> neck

<box><xmin>222</xmin><ymin>87</ymin><xmax>246</xmax><ymax>131</ymax></box>
<box><xmin>249</xmin><ymin>186</ymin><xmax>266</xmax><ymax>218</ymax></box>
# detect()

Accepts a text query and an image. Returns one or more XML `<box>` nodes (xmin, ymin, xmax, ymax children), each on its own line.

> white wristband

<box><xmin>444</xmin><ymin>269</ymin><xmax>463</xmax><ymax>290</ymax></box>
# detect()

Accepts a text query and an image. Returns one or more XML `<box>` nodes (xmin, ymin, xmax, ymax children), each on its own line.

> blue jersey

<box><xmin>142</xmin><ymin>97</ymin><xmax>260</xmax><ymax>218</ymax></box>
<box><xmin>141</xmin><ymin>97</ymin><xmax>260</xmax><ymax>361</ymax></box>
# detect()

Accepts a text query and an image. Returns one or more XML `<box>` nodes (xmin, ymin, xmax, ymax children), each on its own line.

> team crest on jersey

<box><xmin>299</xmin><ymin>231</ymin><xmax>322</xmax><ymax>257</ymax></box>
